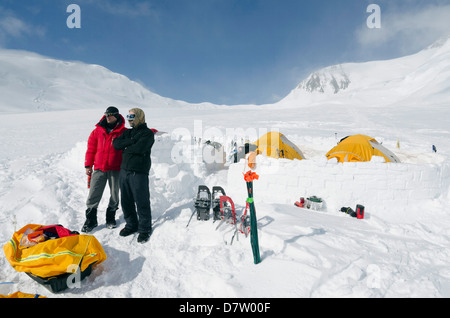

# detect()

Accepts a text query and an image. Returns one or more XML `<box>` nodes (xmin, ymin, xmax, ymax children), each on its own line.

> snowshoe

<box><xmin>239</xmin><ymin>203</ymin><xmax>251</xmax><ymax>237</ymax></box>
<box><xmin>194</xmin><ymin>185</ymin><xmax>211</xmax><ymax>221</ymax></box>
<box><xmin>219</xmin><ymin>195</ymin><xmax>236</xmax><ymax>225</ymax></box>
<box><xmin>217</xmin><ymin>196</ymin><xmax>241</xmax><ymax>246</ymax></box>
<box><xmin>212</xmin><ymin>186</ymin><xmax>226</xmax><ymax>221</ymax></box>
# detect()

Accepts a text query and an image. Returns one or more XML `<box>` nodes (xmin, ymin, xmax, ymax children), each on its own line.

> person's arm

<box><xmin>85</xmin><ymin>130</ymin><xmax>97</xmax><ymax>171</ymax></box>
<box><xmin>124</xmin><ymin>129</ymin><xmax>154</xmax><ymax>155</ymax></box>
<box><xmin>113</xmin><ymin>130</ymin><xmax>134</xmax><ymax>150</ymax></box>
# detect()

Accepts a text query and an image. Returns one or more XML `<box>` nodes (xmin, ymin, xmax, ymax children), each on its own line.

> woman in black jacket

<box><xmin>113</xmin><ymin>108</ymin><xmax>155</xmax><ymax>243</ymax></box>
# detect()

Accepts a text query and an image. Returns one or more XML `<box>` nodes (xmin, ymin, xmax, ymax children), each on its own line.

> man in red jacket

<box><xmin>82</xmin><ymin>106</ymin><xmax>127</xmax><ymax>233</ymax></box>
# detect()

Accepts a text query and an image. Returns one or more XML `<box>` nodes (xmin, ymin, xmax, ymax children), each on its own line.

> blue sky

<box><xmin>1</xmin><ymin>0</ymin><xmax>450</xmax><ymax>105</ymax></box>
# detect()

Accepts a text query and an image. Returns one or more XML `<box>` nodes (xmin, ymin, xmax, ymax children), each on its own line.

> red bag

<box><xmin>38</xmin><ymin>225</ymin><xmax>79</xmax><ymax>239</ymax></box>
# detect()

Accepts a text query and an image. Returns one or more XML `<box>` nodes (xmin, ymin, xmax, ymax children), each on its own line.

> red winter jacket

<box><xmin>85</xmin><ymin>114</ymin><xmax>127</xmax><ymax>171</ymax></box>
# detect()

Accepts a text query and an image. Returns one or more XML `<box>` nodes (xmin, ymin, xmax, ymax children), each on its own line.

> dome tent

<box><xmin>253</xmin><ymin>131</ymin><xmax>305</xmax><ymax>161</ymax></box>
<box><xmin>326</xmin><ymin>134</ymin><xmax>400</xmax><ymax>163</ymax></box>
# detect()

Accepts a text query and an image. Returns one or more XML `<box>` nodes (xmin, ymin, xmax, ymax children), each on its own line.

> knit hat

<box><xmin>104</xmin><ymin>106</ymin><xmax>120</xmax><ymax>121</ymax></box>
<box><xmin>129</xmin><ymin>107</ymin><xmax>146</xmax><ymax>127</ymax></box>
<box><xmin>105</xmin><ymin>106</ymin><xmax>119</xmax><ymax>114</ymax></box>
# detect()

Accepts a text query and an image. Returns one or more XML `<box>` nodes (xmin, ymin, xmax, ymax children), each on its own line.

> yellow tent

<box><xmin>326</xmin><ymin>134</ymin><xmax>400</xmax><ymax>163</ymax></box>
<box><xmin>253</xmin><ymin>131</ymin><xmax>305</xmax><ymax>161</ymax></box>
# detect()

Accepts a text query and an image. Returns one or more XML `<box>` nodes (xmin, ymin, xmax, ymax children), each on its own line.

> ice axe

<box><xmin>243</xmin><ymin>170</ymin><xmax>261</xmax><ymax>264</ymax></box>
<box><xmin>87</xmin><ymin>172</ymin><xmax>92</xmax><ymax>189</ymax></box>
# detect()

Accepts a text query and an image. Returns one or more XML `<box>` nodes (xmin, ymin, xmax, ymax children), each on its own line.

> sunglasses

<box><xmin>127</xmin><ymin>114</ymin><xmax>136</xmax><ymax>120</ymax></box>
<box><xmin>105</xmin><ymin>112</ymin><xmax>118</xmax><ymax>117</ymax></box>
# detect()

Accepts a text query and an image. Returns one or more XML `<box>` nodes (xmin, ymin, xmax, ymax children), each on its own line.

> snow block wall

<box><xmin>151</xmin><ymin>133</ymin><xmax>176</xmax><ymax>164</ymax></box>
<box><xmin>227</xmin><ymin>155</ymin><xmax>450</xmax><ymax>221</ymax></box>
<box><xmin>149</xmin><ymin>133</ymin><xmax>203</xmax><ymax>215</ymax></box>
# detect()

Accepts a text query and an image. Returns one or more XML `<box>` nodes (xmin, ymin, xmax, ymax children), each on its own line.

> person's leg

<box><xmin>132</xmin><ymin>173</ymin><xmax>152</xmax><ymax>234</ymax></box>
<box><xmin>129</xmin><ymin>172</ymin><xmax>152</xmax><ymax>243</ymax></box>
<box><xmin>82</xmin><ymin>170</ymin><xmax>107</xmax><ymax>232</ymax></box>
<box><xmin>86</xmin><ymin>170</ymin><xmax>107</xmax><ymax>210</ymax></box>
<box><xmin>119</xmin><ymin>169</ymin><xmax>138</xmax><ymax>234</ymax></box>
<box><xmin>106</xmin><ymin>170</ymin><xmax>120</xmax><ymax>228</ymax></box>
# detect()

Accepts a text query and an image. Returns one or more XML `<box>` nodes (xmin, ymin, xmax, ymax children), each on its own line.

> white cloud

<box><xmin>355</xmin><ymin>4</ymin><xmax>450</xmax><ymax>55</ymax></box>
<box><xmin>0</xmin><ymin>11</ymin><xmax>45</xmax><ymax>46</ymax></box>
<box><xmin>104</xmin><ymin>2</ymin><xmax>157</xmax><ymax>17</ymax></box>
<box><xmin>78</xmin><ymin>0</ymin><xmax>159</xmax><ymax>18</ymax></box>
<box><xmin>0</xmin><ymin>16</ymin><xmax>32</xmax><ymax>37</ymax></box>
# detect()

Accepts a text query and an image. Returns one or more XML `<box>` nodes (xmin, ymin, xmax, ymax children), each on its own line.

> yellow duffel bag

<box><xmin>3</xmin><ymin>224</ymin><xmax>107</xmax><ymax>293</ymax></box>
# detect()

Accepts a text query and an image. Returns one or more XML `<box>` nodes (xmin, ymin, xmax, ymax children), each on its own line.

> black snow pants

<box><xmin>119</xmin><ymin>169</ymin><xmax>152</xmax><ymax>234</ymax></box>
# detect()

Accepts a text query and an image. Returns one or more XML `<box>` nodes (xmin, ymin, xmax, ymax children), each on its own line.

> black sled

<box><xmin>26</xmin><ymin>263</ymin><xmax>94</xmax><ymax>293</ymax></box>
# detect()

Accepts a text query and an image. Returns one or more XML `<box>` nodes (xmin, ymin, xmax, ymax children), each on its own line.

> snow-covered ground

<box><xmin>1</xmin><ymin>38</ymin><xmax>450</xmax><ymax>298</ymax></box>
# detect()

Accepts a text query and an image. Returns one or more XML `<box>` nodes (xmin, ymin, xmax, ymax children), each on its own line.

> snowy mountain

<box><xmin>281</xmin><ymin>36</ymin><xmax>450</xmax><ymax>108</ymax></box>
<box><xmin>297</xmin><ymin>64</ymin><xmax>351</xmax><ymax>95</ymax></box>
<box><xmin>0</xmin><ymin>49</ymin><xmax>202</xmax><ymax>113</ymax></box>
<box><xmin>2</xmin><ymin>36</ymin><xmax>449</xmax><ymax>114</ymax></box>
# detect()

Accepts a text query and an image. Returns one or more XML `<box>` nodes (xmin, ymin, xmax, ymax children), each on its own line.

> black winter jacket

<box><xmin>113</xmin><ymin>123</ymin><xmax>154</xmax><ymax>174</ymax></box>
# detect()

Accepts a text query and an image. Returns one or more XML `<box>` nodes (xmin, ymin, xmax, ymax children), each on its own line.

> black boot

<box><xmin>119</xmin><ymin>227</ymin><xmax>137</xmax><ymax>237</ymax></box>
<box><xmin>81</xmin><ymin>208</ymin><xmax>98</xmax><ymax>233</ymax></box>
<box><xmin>137</xmin><ymin>230</ymin><xmax>152</xmax><ymax>244</ymax></box>
<box><xmin>106</xmin><ymin>207</ymin><xmax>117</xmax><ymax>229</ymax></box>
